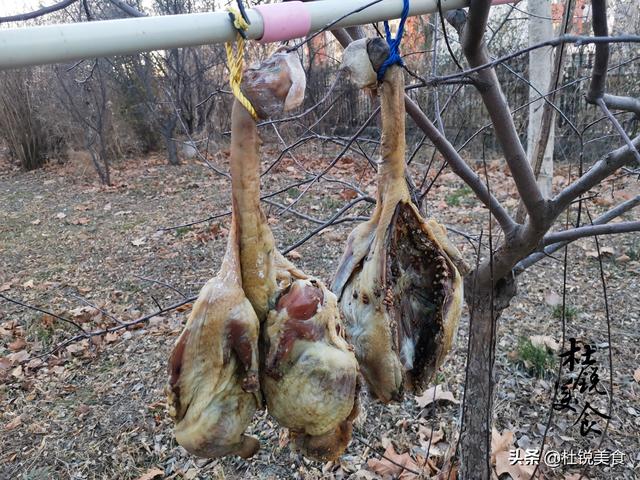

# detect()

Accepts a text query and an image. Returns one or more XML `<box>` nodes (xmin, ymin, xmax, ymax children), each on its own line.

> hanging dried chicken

<box><xmin>165</xmin><ymin>51</ymin><xmax>304</xmax><ymax>460</ymax></box>
<box><xmin>333</xmin><ymin>38</ymin><xmax>467</xmax><ymax>403</ymax></box>
<box><xmin>227</xmin><ymin>50</ymin><xmax>359</xmax><ymax>461</ymax></box>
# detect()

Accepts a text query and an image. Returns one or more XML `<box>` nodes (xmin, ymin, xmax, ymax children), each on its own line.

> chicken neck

<box><xmin>378</xmin><ymin>65</ymin><xmax>410</xmax><ymax>205</ymax></box>
<box><xmin>230</xmin><ymin>100</ymin><xmax>277</xmax><ymax>320</ymax></box>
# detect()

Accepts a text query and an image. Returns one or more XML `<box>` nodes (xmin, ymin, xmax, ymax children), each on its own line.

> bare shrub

<box><xmin>0</xmin><ymin>69</ymin><xmax>66</xmax><ymax>170</ymax></box>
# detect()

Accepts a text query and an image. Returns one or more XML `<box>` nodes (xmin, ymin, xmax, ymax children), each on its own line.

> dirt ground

<box><xmin>0</xmin><ymin>149</ymin><xmax>638</xmax><ymax>480</ymax></box>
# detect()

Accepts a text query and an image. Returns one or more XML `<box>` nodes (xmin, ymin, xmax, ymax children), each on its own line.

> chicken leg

<box><xmin>333</xmin><ymin>38</ymin><xmax>467</xmax><ymax>403</ymax></box>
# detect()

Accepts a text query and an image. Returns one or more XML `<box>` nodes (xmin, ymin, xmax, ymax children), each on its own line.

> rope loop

<box><xmin>225</xmin><ymin>6</ymin><xmax>259</xmax><ymax>120</ymax></box>
<box><xmin>377</xmin><ymin>0</ymin><xmax>410</xmax><ymax>82</ymax></box>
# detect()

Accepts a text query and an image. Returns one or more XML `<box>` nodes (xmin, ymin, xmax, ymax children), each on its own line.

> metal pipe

<box><xmin>0</xmin><ymin>0</ymin><xmax>471</xmax><ymax>70</ymax></box>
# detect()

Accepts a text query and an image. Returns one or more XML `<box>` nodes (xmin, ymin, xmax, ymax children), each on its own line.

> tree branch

<box><xmin>0</xmin><ymin>293</ymin><xmax>86</xmax><ymax>335</ymax></box>
<box><xmin>586</xmin><ymin>0</ymin><xmax>609</xmax><ymax>103</ymax></box>
<box><xmin>424</xmin><ymin>34</ymin><xmax>640</xmax><ymax>88</ymax></box>
<box><xmin>551</xmin><ymin>134</ymin><xmax>640</xmax><ymax>215</ymax></box>
<box><xmin>515</xmin><ymin>194</ymin><xmax>640</xmax><ymax>272</ymax></box>
<box><xmin>49</xmin><ymin>296</ymin><xmax>196</xmax><ymax>354</ymax></box>
<box><xmin>514</xmin><ymin>0</ymin><xmax>577</xmax><ymax>223</ymax></box>
<box><xmin>404</xmin><ymin>98</ymin><xmax>516</xmax><ymax>234</ymax></box>
<box><xmin>543</xmin><ymin>221</ymin><xmax>640</xmax><ymax>246</ymax></box>
<box><xmin>328</xmin><ymin>20</ymin><xmax>516</xmax><ymax>235</ymax></box>
<box><xmin>602</xmin><ymin>94</ymin><xmax>640</xmax><ymax>118</ymax></box>
<box><xmin>107</xmin><ymin>0</ymin><xmax>146</xmax><ymax>17</ymax></box>
<box><xmin>449</xmin><ymin>7</ymin><xmax>547</xmax><ymax>227</ymax></box>
<box><xmin>0</xmin><ymin>0</ymin><xmax>79</xmax><ymax>23</ymax></box>
<box><xmin>595</xmin><ymin>97</ymin><xmax>640</xmax><ymax>164</ymax></box>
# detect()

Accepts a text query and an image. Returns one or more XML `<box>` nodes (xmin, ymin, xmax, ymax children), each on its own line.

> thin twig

<box><xmin>132</xmin><ymin>275</ymin><xmax>188</xmax><ymax>299</ymax></box>
<box><xmin>0</xmin><ymin>293</ymin><xmax>86</xmax><ymax>335</ymax></box>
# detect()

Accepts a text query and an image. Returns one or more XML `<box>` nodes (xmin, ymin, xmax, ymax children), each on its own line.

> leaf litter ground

<box><xmin>0</xmin><ymin>149</ymin><xmax>638</xmax><ymax>480</ymax></box>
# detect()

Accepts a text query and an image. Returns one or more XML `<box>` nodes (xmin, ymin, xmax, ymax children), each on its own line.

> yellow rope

<box><xmin>225</xmin><ymin>8</ymin><xmax>258</xmax><ymax>120</ymax></box>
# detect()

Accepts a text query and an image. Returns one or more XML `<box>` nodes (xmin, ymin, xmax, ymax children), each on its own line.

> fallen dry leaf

<box><xmin>131</xmin><ymin>237</ymin><xmax>147</xmax><ymax>247</ymax></box>
<box><xmin>176</xmin><ymin>303</ymin><xmax>192</xmax><ymax>313</ymax></box>
<box><xmin>495</xmin><ymin>450</ymin><xmax>537</xmax><ymax>480</ymax></box>
<box><xmin>544</xmin><ymin>291</ymin><xmax>562</xmax><ymax>307</ymax></box>
<box><xmin>66</xmin><ymin>343</ymin><xmax>86</xmax><ymax>355</ymax></box>
<box><xmin>367</xmin><ymin>444</ymin><xmax>422</xmax><ymax>479</ymax></box>
<box><xmin>135</xmin><ymin>467</ymin><xmax>164</xmax><ymax>480</ymax></box>
<box><xmin>586</xmin><ymin>246</ymin><xmax>615</xmax><ymax>259</ymax></box>
<box><xmin>31</xmin><ymin>219</ymin><xmax>41</xmax><ymax>225</ymax></box>
<box><xmin>7</xmin><ymin>350</ymin><xmax>30</xmax><ymax>364</ymax></box>
<box><xmin>4</xmin><ymin>415</ymin><xmax>22</xmax><ymax>431</ymax></box>
<box><xmin>529</xmin><ymin>335</ymin><xmax>560</xmax><ymax>352</ymax></box>
<box><xmin>22</xmin><ymin>279</ymin><xmax>35</xmax><ymax>289</ymax></box>
<box><xmin>68</xmin><ymin>306</ymin><xmax>97</xmax><ymax>322</ymax></box>
<box><xmin>490</xmin><ymin>428</ymin><xmax>514</xmax><ymax>464</ymax></box>
<box><xmin>0</xmin><ymin>358</ymin><xmax>11</xmax><ymax>372</ymax></box>
<box><xmin>0</xmin><ymin>282</ymin><xmax>11</xmax><ymax>292</ymax></box>
<box><xmin>278</xmin><ymin>429</ymin><xmax>289</xmax><ymax>449</ymax></box>
<box><xmin>599</xmin><ymin>246</ymin><xmax>615</xmax><ymax>257</ymax></box>
<box><xmin>415</xmin><ymin>385</ymin><xmax>459</xmax><ymax>408</ymax></box>
<box><xmin>352</xmin><ymin>470</ymin><xmax>378</xmax><ymax>480</ymax></box>
<box><xmin>26</xmin><ymin>358</ymin><xmax>44</xmax><ymax>369</ymax></box>
<box><xmin>634</xmin><ymin>367</ymin><xmax>640</xmax><ymax>384</ymax></box>
<box><xmin>418</xmin><ymin>425</ymin><xmax>445</xmax><ymax>446</ymax></box>
<box><xmin>105</xmin><ymin>332</ymin><xmax>119</xmax><ymax>343</ymax></box>
<box><xmin>285</xmin><ymin>249</ymin><xmax>302</xmax><ymax>260</ymax></box>
<box><xmin>55</xmin><ymin>212</ymin><xmax>67</xmax><ymax>219</ymax></box>
<box><xmin>8</xmin><ymin>338</ymin><xmax>27</xmax><ymax>352</ymax></box>
<box><xmin>339</xmin><ymin>188</ymin><xmax>358</xmax><ymax>200</ymax></box>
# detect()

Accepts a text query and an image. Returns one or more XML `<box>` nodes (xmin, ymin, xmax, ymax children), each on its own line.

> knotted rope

<box><xmin>225</xmin><ymin>7</ymin><xmax>259</xmax><ymax>120</ymax></box>
<box><xmin>377</xmin><ymin>0</ymin><xmax>410</xmax><ymax>82</ymax></box>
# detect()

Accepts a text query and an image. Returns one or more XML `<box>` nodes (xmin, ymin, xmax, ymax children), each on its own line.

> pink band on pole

<box><xmin>254</xmin><ymin>1</ymin><xmax>311</xmax><ymax>44</ymax></box>
<box><xmin>491</xmin><ymin>0</ymin><xmax>517</xmax><ymax>5</ymax></box>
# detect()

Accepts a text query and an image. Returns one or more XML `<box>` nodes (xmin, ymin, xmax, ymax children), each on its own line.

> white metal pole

<box><xmin>0</xmin><ymin>0</ymin><xmax>470</xmax><ymax>70</ymax></box>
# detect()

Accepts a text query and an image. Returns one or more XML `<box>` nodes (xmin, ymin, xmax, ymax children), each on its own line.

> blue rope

<box><xmin>376</xmin><ymin>0</ymin><xmax>410</xmax><ymax>82</ymax></box>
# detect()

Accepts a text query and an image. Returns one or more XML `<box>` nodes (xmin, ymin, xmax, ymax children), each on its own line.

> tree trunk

<box><xmin>527</xmin><ymin>0</ymin><xmax>554</xmax><ymax>197</ymax></box>
<box><xmin>162</xmin><ymin>115</ymin><xmax>180</xmax><ymax>166</ymax></box>
<box><xmin>459</xmin><ymin>274</ymin><xmax>517</xmax><ymax>480</ymax></box>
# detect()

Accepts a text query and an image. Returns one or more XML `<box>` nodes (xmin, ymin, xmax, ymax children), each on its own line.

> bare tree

<box><xmin>57</xmin><ymin>59</ymin><xmax>114</xmax><ymax>185</ymax></box>
<box><xmin>527</xmin><ymin>0</ymin><xmax>555</xmax><ymax>196</ymax></box>
<box><xmin>313</xmin><ymin>2</ymin><xmax>639</xmax><ymax>478</ymax></box>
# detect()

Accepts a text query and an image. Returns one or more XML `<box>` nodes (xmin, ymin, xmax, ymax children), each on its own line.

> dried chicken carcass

<box><xmin>333</xmin><ymin>38</ymin><xmax>467</xmax><ymax>403</ymax></box>
<box><xmin>230</xmin><ymin>50</ymin><xmax>359</xmax><ymax>461</ymax></box>
<box><xmin>164</xmin><ymin>52</ymin><xmax>305</xmax><ymax>461</ymax></box>
<box><xmin>167</xmin><ymin>220</ymin><xmax>261</xmax><ymax>459</ymax></box>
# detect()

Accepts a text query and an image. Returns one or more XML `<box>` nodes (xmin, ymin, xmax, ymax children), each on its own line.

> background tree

<box><xmin>527</xmin><ymin>0</ymin><xmax>555</xmax><ymax>197</ymax></box>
